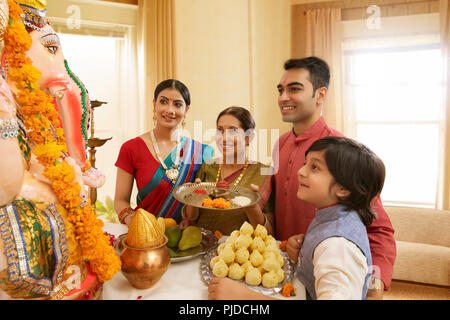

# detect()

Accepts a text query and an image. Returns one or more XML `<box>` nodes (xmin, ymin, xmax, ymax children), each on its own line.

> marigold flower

<box><xmin>282</xmin><ymin>282</ymin><xmax>296</xmax><ymax>297</ymax></box>
<box><xmin>279</xmin><ymin>240</ymin><xmax>288</xmax><ymax>252</ymax></box>
<box><xmin>201</xmin><ymin>197</ymin><xmax>231</xmax><ymax>209</ymax></box>
<box><xmin>33</xmin><ymin>142</ymin><xmax>66</xmax><ymax>167</ymax></box>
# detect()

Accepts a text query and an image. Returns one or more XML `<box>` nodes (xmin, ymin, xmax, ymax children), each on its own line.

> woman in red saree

<box><xmin>114</xmin><ymin>79</ymin><xmax>213</xmax><ymax>224</ymax></box>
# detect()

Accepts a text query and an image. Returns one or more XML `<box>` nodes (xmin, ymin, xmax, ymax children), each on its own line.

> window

<box><xmin>46</xmin><ymin>1</ymin><xmax>142</xmax><ymax>209</ymax></box>
<box><xmin>342</xmin><ymin>15</ymin><xmax>444</xmax><ymax>208</ymax></box>
<box><xmin>58</xmin><ymin>33</ymin><xmax>123</xmax><ymax>203</ymax></box>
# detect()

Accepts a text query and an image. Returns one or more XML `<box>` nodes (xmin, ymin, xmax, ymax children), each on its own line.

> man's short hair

<box><xmin>284</xmin><ymin>56</ymin><xmax>330</xmax><ymax>92</ymax></box>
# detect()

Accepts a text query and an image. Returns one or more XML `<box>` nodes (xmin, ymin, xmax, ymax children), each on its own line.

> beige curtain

<box><xmin>302</xmin><ymin>8</ymin><xmax>344</xmax><ymax>132</ymax></box>
<box><xmin>137</xmin><ymin>0</ymin><xmax>176</xmax><ymax>129</ymax></box>
<box><xmin>440</xmin><ymin>0</ymin><xmax>450</xmax><ymax>210</ymax></box>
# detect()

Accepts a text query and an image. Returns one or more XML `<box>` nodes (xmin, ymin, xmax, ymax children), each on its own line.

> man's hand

<box><xmin>286</xmin><ymin>234</ymin><xmax>305</xmax><ymax>263</ymax></box>
<box><xmin>242</xmin><ymin>184</ymin><xmax>264</xmax><ymax>224</ymax></box>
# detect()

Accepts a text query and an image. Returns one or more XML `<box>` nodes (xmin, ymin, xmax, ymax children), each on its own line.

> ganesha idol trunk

<box><xmin>120</xmin><ymin>235</ymin><xmax>171</xmax><ymax>289</ymax></box>
<box><xmin>116</xmin><ymin>208</ymin><xmax>171</xmax><ymax>289</ymax></box>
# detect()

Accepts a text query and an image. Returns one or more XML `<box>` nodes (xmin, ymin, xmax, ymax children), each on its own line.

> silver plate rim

<box><xmin>199</xmin><ymin>240</ymin><xmax>295</xmax><ymax>295</ymax></box>
<box><xmin>173</xmin><ymin>182</ymin><xmax>262</xmax><ymax>211</ymax></box>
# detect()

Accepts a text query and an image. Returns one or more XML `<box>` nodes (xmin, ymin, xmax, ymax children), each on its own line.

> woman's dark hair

<box><xmin>154</xmin><ymin>79</ymin><xmax>191</xmax><ymax>106</ymax></box>
<box><xmin>284</xmin><ymin>56</ymin><xmax>330</xmax><ymax>92</ymax></box>
<box><xmin>216</xmin><ymin>106</ymin><xmax>256</xmax><ymax>133</ymax></box>
<box><xmin>306</xmin><ymin>136</ymin><xmax>386</xmax><ymax>226</ymax></box>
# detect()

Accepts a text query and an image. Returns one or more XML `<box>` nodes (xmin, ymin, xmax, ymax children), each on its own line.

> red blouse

<box><xmin>115</xmin><ymin>137</ymin><xmax>161</xmax><ymax>191</ymax></box>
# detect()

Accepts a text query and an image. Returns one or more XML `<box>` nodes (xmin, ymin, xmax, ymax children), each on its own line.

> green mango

<box><xmin>165</xmin><ymin>226</ymin><xmax>182</xmax><ymax>248</ymax></box>
<box><xmin>178</xmin><ymin>226</ymin><xmax>202</xmax><ymax>251</ymax></box>
<box><xmin>177</xmin><ymin>245</ymin><xmax>202</xmax><ymax>257</ymax></box>
<box><xmin>168</xmin><ymin>247</ymin><xmax>179</xmax><ymax>258</ymax></box>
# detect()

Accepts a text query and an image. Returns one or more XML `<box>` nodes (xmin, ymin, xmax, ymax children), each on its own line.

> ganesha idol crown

<box><xmin>15</xmin><ymin>0</ymin><xmax>51</xmax><ymax>30</ymax></box>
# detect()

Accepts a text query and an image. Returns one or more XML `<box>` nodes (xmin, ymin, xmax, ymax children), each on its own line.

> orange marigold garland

<box><xmin>4</xmin><ymin>0</ymin><xmax>121</xmax><ymax>283</ymax></box>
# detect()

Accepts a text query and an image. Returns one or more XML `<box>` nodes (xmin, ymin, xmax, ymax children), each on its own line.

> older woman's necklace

<box><xmin>216</xmin><ymin>159</ymin><xmax>250</xmax><ymax>185</ymax></box>
<box><xmin>150</xmin><ymin>130</ymin><xmax>181</xmax><ymax>184</ymax></box>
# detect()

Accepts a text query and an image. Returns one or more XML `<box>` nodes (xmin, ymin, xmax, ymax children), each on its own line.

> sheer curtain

<box><xmin>119</xmin><ymin>26</ymin><xmax>146</xmax><ymax>140</ymax></box>
<box><xmin>440</xmin><ymin>0</ymin><xmax>450</xmax><ymax>209</ymax></box>
<box><xmin>303</xmin><ymin>8</ymin><xmax>344</xmax><ymax>132</ymax></box>
<box><xmin>138</xmin><ymin>0</ymin><xmax>176</xmax><ymax>129</ymax></box>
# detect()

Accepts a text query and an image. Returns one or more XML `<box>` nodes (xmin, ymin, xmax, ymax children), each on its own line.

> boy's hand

<box><xmin>286</xmin><ymin>234</ymin><xmax>305</xmax><ymax>263</ymax></box>
<box><xmin>208</xmin><ymin>277</ymin><xmax>273</xmax><ymax>300</ymax></box>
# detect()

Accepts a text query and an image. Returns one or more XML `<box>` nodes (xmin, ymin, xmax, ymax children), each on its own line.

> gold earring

<box><xmin>182</xmin><ymin>116</ymin><xmax>186</xmax><ymax>129</ymax></box>
<box><xmin>153</xmin><ymin>112</ymin><xmax>157</xmax><ymax>127</ymax></box>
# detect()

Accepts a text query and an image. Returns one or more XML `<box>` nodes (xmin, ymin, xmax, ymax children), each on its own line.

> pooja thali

<box><xmin>173</xmin><ymin>182</ymin><xmax>261</xmax><ymax>210</ymax></box>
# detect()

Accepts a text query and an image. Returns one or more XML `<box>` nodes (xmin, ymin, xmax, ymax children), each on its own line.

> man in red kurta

<box><xmin>245</xmin><ymin>57</ymin><xmax>396</xmax><ymax>299</ymax></box>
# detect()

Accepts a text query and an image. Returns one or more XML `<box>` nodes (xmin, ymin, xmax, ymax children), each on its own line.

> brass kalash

<box><xmin>115</xmin><ymin>209</ymin><xmax>171</xmax><ymax>289</ymax></box>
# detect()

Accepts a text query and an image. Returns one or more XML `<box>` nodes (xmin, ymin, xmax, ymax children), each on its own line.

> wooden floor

<box><xmin>383</xmin><ymin>280</ymin><xmax>450</xmax><ymax>300</ymax></box>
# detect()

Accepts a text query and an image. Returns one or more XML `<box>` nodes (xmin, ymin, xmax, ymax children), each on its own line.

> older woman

<box><xmin>180</xmin><ymin>106</ymin><xmax>272</xmax><ymax>235</ymax></box>
<box><xmin>114</xmin><ymin>79</ymin><xmax>213</xmax><ymax>224</ymax></box>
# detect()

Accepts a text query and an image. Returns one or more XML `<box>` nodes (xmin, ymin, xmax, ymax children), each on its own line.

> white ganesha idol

<box><xmin>0</xmin><ymin>0</ymin><xmax>119</xmax><ymax>300</ymax></box>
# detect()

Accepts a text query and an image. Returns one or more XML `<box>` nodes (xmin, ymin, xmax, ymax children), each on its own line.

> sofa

<box><xmin>385</xmin><ymin>206</ymin><xmax>450</xmax><ymax>287</ymax></box>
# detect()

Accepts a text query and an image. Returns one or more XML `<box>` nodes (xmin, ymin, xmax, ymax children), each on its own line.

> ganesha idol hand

<box><xmin>81</xmin><ymin>166</ymin><xmax>106</xmax><ymax>189</ymax></box>
<box><xmin>64</xmin><ymin>156</ymin><xmax>86</xmax><ymax>187</ymax></box>
<box><xmin>21</xmin><ymin>155</ymin><xmax>87</xmax><ymax>205</ymax></box>
<box><xmin>0</xmin><ymin>80</ymin><xmax>25</xmax><ymax>206</ymax></box>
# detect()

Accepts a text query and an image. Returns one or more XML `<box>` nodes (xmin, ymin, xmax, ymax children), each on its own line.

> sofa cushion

<box><xmin>392</xmin><ymin>240</ymin><xmax>450</xmax><ymax>286</ymax></box>
<box><xmin>385</xmin><ymin>206</ymin><xmax>450</xmax><ymax>247</ymax></box>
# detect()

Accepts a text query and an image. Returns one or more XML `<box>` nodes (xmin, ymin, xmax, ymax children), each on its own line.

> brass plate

<box><xmin>173</xmin><ymin>182</ymin><xmax>261</xmax><ymax>210</ymax></box>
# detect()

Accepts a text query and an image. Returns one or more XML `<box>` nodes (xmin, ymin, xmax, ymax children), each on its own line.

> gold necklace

<box><xmin>150</xmin><ymin>130</ymin><xmax>181</xmax><ymax>184</ymax></box>
<box><xmin>216</xmin><ymin>159</ymin><xmax>250</xmax><ymax>186</ymax></box>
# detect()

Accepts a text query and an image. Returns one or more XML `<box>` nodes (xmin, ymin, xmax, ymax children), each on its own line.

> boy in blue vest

<box><xmin>208</xmin><ymin>136</ymin><xmax>385</xmax><ymax>300</ymax></box>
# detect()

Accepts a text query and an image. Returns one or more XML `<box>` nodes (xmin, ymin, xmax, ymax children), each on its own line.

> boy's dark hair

<box><xmin>306</xmin><ymin>136</ymin><xmax>385</xmax><ymax>226</ymax></box>
<box><xmin>216</xmin><ymin>106</ymin><xmax>256</xmax><ymax>133</ymax></box>
<box><xmin>284</xmin><ymin>56</ymin><xmax>330</xmax><ymax>93</ymax></box>
<box><xmin>154</xmin><ymin>79</ymin><xmax>191</xmax><ymax>106</ymax></box>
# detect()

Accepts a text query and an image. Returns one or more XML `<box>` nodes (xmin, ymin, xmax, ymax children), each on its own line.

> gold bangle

<box><xmin>118</xmin><ymin>207</ymin><xmax>135</xmax><ymax>224</ymax></box>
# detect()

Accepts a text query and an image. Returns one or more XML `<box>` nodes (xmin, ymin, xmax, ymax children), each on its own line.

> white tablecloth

<box><xmin>102</xmin><ymin>222</ymin><xmax>306</xmax><ymax>300</ymax></box>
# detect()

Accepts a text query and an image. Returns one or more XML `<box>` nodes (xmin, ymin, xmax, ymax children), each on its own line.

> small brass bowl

<box><xmin>119</xmin><ymin>235</ymin><xmax>171</xmax><ymax>289</ymax></box>
<box><xmin>210</xmin><ymin>188</ymin><xmax>231</xmax><ymax>200</ymax></box>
